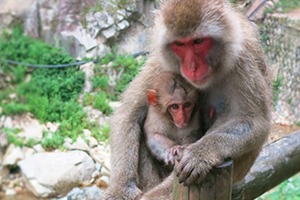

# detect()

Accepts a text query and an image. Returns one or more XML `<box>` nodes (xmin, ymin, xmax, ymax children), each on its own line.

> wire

<box><xmin>4</xmin><ymin>51</ymin><xmax>149</xmax><ymax>68</ymax></box>
<box><xmin>247</xmin><ymin>0</ymin><xmax>268</xmax><ymax>20</ymax></box>
<box><xmin>4</xmin><ymin>0</ymin><xmax>264</xmax><ymax>69</ymax></box>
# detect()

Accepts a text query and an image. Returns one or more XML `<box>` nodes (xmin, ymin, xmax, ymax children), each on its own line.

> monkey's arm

<box><xmin>147</xmin><ymin>133</ymin><xmax>177</xmax><ymax>162</ymax></box>
<box><xmin>177</xmin><ymin>115</ymin><xmax>270</xmax><ymax>185</ymax></box>
<box><xmin>104</xmin><ymin>60</ymin><xmax>163</xmax><ymax>199</ymax></box>
<box><xmin>182</xmin><ymin>129</ymin><xmax>203</xmax><ymax>145</ymax></box>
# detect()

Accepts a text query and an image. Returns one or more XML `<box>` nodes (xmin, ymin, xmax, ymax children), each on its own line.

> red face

<box><xmin>170</xmin><ymin>38</ymin><xmax>213</xmax><ymax>86</ymax></box>
<box><xmin>168</xmin><ymin>101</ymin><xmax>195</xmax><ymax>129</ymax></box>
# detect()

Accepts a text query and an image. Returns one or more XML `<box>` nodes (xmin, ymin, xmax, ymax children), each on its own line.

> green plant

<box><xmin>279</xmin><ymin>0</ymin><xmax>300</xmax><ymax>13</ymax></box>
<box><xmin>0</xmin><ymin>25</ymin><xmax>144</xmax><ymax>150</ymax></box>
<box><xmin>93</xmin><ymin>91</ymin><xmax>112</xmax><ymax>115</ymax></box>
<box><xmin>92</xmin><ymin>124</ymin><xmax>110</xmax><ymax>142</ymax></box>
<box><xmin>112</xmin><ymin>55</ymin><xmax>146</xmax><ymax>100</ymax></box>
<box><xmin>0</xmin><ymin>103</ymin><xmax>29</xmax><ymax>116</ymax></box>
<box><xmin>264</xmin><ymin>7</ymin><xmax>273</xmax><ymax>15</ymax></box>
<box><xmin>3</xmin><ymin>128</ymin><xmax>24</xmax><ymax>147</ymax></box>
<box><xmin>258</xmin><ymin>174</ymin><xmax>300</xmax><ymax>199</ymax></box>
<box><xmin>272</xmin><ymin>76</ymin><xmax>284</xmax><ymax>103</ymax></box>
<box><xmin>26</xmin><ymin>137</ymin><xmax>38</xmax><ymax>148</ymax></box>
<box><xmin>92</xmin><ymin>75</ymin><xmax>109</xmax><ymax>91</ymax></box>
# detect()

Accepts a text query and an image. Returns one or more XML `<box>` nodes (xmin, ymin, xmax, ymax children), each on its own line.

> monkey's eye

<box><xmin>173</xmin><ymin>41</ymin><xmax>185</xmax><ymax>46</ymax></box>
<box><xmin>184</xmin><ymin>102</ymin><xmax>191</xmax><ymax>108</ymax></box>
<box><xmin>194</xmin><ymin>38</ymin><xmax>204</xmax><ymax>44</ymax></box>
<box><xmin>171</xmin><ymin>104</ymin><xmax>179</xmax><ymax>109</ymax></box>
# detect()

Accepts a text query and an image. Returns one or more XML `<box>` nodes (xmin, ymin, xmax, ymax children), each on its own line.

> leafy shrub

<box><xmin>0</xmin><ymin>103</ymin><xmax>29</xmax><ymax>115</ymax></box>
<box><xmin>93</xmin><ymin>91</ymin><xmax>112</xmax><ymax>115</ymax></box>
<box><xmin>3</xmin><ymin>128</ymin><xmax>24</xmax><ymax>147</ymax></box>
<box><xmin>258</xmin><ymin>174</ymin><xmax>300</xmax><ymax>199</ymax></box>
<box><xmin>0</xmin><ymin>26</ymin><xmax>143</xmax><ymax>149</ymax></box>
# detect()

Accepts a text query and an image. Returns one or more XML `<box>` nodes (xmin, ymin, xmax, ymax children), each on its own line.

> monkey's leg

<box><xmin>138</xmin><ymin>139</ymin><xmax>163</xmax><ymax>192</ymax></box>
<box><xmin>141</xmin><ymin>173</ymin><xmax>173</xmax><ymax>200</ymax></box>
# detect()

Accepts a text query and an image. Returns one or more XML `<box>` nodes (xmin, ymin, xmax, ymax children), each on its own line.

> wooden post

<box><xmin>173</xmin><ymin>159</ymin><xmax>233</xmax><ymax>200</ymax></box>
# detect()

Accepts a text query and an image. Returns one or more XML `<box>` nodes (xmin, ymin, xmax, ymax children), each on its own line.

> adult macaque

<box><xmin>104</xmin><ymin>0</ymin><xmax>272</xmax><ymax>199</ymax></box>
<box><xmin>145</xmin><ymin>72</ymin><xmax>202</xmax><ymax>166</ymax></box>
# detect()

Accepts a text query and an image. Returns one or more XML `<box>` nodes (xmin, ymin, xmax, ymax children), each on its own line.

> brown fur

<box><xmin>144</xmin><ymin>72</ymin><xmax>202</xmax><ymax>166</ymax></box>
<box><xmin>104</xmin><ymin>0</ymin><xmax>271</xmax><ymax>199</ymax></box>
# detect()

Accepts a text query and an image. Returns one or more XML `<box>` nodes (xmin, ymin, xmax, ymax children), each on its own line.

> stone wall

<box><xmin>263</xmin><ymin>14</ymin><xmax>300</xmax><ymax>124</ymax></box>
<box><xmin>0</xmin><ymin>0</ymin><xmax>156</xmax><ymax>58</ymax></box>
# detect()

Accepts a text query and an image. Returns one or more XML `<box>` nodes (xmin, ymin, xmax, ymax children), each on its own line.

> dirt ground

<box><xmin>269</xmin><ymin>123</ymin><xmax>300</xmax><ymax>143</ymax></box>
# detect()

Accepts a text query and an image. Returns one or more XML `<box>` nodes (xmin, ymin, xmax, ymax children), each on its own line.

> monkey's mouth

<box><xmin>192</xmin><ymin>73</ymin><xmax>211</xmax><ymax>86</ymax></box>
<box><xmin>175</xmin><ymin>123</ymin><xmax>188</xmax><ymax>129</ymax></box>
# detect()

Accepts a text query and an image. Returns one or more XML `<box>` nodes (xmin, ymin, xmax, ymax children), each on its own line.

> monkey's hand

<box><xmin>176</xmin><ymin>141</ymin><xmax>223</xmax><ymax>185</ymax></box>
<box><xmin>165</xmin><ymin>145</ymin><xmax>185</xmax><ymax>165</ymax></box>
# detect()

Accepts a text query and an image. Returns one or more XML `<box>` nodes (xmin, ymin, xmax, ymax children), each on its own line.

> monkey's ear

<box><xmin>147</xmin><ymin>89</ymin><xmax>158</xmax><ymax>106</ymax></box>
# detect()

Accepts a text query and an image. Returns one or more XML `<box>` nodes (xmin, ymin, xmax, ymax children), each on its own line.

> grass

<box><xmin>257</xmin><ymin>174</ymin><xmax>300</xmax><ymax>199</ymax></box>
<box><xmin>0</xmin><ymin>26</ymin><xmax>145</xmax><ymax>149</ymax></box>
<box><xmin>279</xmin><ymin>0</ymin><xmax>300</xmax><ymax>13</ymax></box>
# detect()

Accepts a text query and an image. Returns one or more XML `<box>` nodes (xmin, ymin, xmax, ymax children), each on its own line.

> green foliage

<box><xmin>26</xmin><ymin>137</ymin><xmax>38</xmax><ymax>148</ymax></box>
<box><xmin>93</xmin><ymin>91</ymin><xmax>112</xmax><ymax>115</ymax></box>
<box><xmin>264</xmin><ymin>7</ymin><xmax>274</xmax><ymax>15</ymax></box>
<box><xmin>0</xmin><ymin>103</ymin><xmax>29</xmax><ymax>116</ymax></box>
<box><xmin>261</xmin><ymin>33</ymin><xmax>269</xmax><ymax>43</ymax></box>
<box><xmin>257</xmin><ymin>175</ymin><xmax>300</xmax><ymax>199</ymax></box>
<box><xmin>279</xmin><ymin>0</ymin><xmax>300</xmax><ymax>13</ymax></box>
<box><xmin>0</xmin><ymin>25</ymin><xmax>144</xmax><ymax>150</ymax></box>
<box><xmin>92</xmin><ymin>124</ymin><xmax>110</xmax><ymax>142</ymax></box>
<box><xmin>92</xmin><ymin>75</ymin><xmax>109</xmax><ymax>91</ymax></box>
<box><xmin>272</xmin><ymin>76</ymin><xmax>284</xmax><ymax>103</ymax></box>
<box><xmin>3</xmin><ymin>128</ymin><xmax>24</xmax><ymax>147</ymax></box>
<box><xmin>112</xmin><ymin>55</ymin><xmax>145</xmax><ymax>100</ymax></box>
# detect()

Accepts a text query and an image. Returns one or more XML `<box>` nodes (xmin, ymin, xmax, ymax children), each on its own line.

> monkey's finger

<box><xmin>177</xmin><ymin>162</ymin><xmax>194</xmax><ymax>183</ymax></box>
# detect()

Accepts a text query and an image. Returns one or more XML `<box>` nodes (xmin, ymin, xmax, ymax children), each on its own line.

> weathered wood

<box><xmin>173</xmin><ymin>159</ymin><xmax>233</xmax><ymax>200</ymax></box>
<box><xmin>232</xmin><ymin>130</ymin><xmax>300</xmax><ymax>200</ymax></box>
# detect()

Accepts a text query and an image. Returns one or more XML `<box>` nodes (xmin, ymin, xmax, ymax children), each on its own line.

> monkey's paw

<box><xmin>165</xmin><ymin>145</ymin><xmax>185</xmax><ymax>165</ymax></box>
<box><xmin>176</xmin><ymin>144</ymin><xmax>222</xmax><ymax>185</ymax></box>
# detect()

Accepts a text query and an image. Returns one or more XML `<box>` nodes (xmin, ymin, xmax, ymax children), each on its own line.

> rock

<box><xmin>0</xmin><ymin>133</ymin><xmax>8</xmax><ymax>147</ymax></box>
<box><xmin>69</xmin><ymin>136</ymin><xmax>89</xmax><ymax>151</ymax></box>
<box><xmin>83</xmin><ymin>129</ymin><xmax>91</xmax><ymax>138</ymax></box>
<box><xmin>67</xmin><ymin>185</ymin><xmax>103</xmax><ymax>200</ymax></box>
<box><xmin>4</xmin><ymin>117</ymin><xmax>13</xmax><ymax>129</ymax></box>
<box><xmin>5</xmin><ymin>188</ymin><xmax>16</xmax><ymax>197</ymax></box>
<box><xmin>88</xmin><ymin>136</ymin><xmax>98</xmax><ymax>148</ymax></box>
<box><xmin>92</xmin><ymin>170</ymin><xmax>100</xmax><ymax>179</ymax></box>
<box><xmin>0</xmin><ymin>151</ymin><xmax>3</xmax><ymax>165</ymax></box>
<box><xmin>80</xmin><ymin>62</ymin><xmax>95</xmax><ymax>93</ymax></box>
<box><xmin>2</xmin><ymin>144</ymin><xmax>24</xmax><ymax>166</ymax></box>
<box><xmin>49</xmin><ymin>123</ymin><xmax>60</xmax><ymax>133</ymax></box>
<box><xmin>45</xmin><ymin>122</ymin><xmax>53</xmax><ymax>129</ymax></box>
<box><xmin>22</xmin><ymin>147</ymin><xmax>35</xmax><ymax>159</ymax></box>
<box><xmin>98</xmin><ymin>176</ymin><xmax>110</xmax><ymax>188</ymax></box>
<box><xmin>0</xmin><ymin>166</ymin><xmax>10</xmax><ymax>179</ymax></box>
<box><xmin>117</xmin><ymin>20</ymin><xmax>130</xmax><ymax>30</ymax></box>
<box><xmin>33</xmin><ymin>144</ymin><xmax>45</xmax><ymax>153</ymax></box>
<box><xmin>109</xmin><ymin>101</ymin><xmax>122</xmax><ymax>111</ymax></box>
<box><xmin>9</xmin><ymin>93</ymin><xmax>17</xmax><ymax>99</ymax></box>
<box><xmin>18</xmin><ymin>120</ymin><xmax>44</xmax><ymax>140</ymax></box>
<box><xmin>18</xmin><ymin>151</ymin><xmax>95</xmax><ymax>198</ymax></box>
<box><xmin>83</xmin><ymin>106</ymin><xmax>103</xmax><ymax>123</ymax></box>
<box><xmin>102</xmin><ymin>25</ymin><xmax>117</xmax><ymax>41</ymax></box>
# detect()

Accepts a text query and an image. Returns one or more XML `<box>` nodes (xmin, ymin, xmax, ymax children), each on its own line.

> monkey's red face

<box><xmin>170</xmin><ymin>38</ymin><xmax>213</xmax><ymax>86</ymax></box>
<box><xmin>168</xmin><ymin>101</ymin><xmax>195</xmax><ymax>129</ymax></box>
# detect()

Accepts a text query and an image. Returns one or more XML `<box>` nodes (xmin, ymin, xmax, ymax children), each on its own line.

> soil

<box><xmin>269</xmin><ymin>123</ymin><xmax>300</xmax><ymax>143</ymax></box>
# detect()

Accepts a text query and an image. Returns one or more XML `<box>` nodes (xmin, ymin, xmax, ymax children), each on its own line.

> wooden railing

<box><xmin>173</xmin><ymin>130</ymin><xmax>300</xmax><ymax>200</ymax></box>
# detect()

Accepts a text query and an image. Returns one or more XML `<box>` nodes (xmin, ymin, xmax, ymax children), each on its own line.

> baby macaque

<box><xmin>144</xmin><ymin>72</ymin><xmax>202</xmax><ymax>166</ymax></box>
